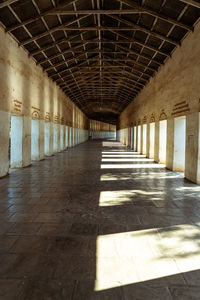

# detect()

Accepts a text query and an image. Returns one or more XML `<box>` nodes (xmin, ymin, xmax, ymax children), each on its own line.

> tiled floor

<box><xmin>0</xmin><ymin>140</ymin><xmax>200</xmax><ymax>299</ymax></box>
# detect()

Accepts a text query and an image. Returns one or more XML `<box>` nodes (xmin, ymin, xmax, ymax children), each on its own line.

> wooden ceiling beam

<box><xmin>49</xmin><ymin>63</ymin><xmax>151</xmax><ymax>79</ymax></box>
<box><xmin>0</xmin><ymin>0</ymin><xmax>19</xmax><ymax>8</ymax></box>
<box><xmin>60</xmin><ymin>73</ymin><xmax>142</xmax><ymax>89</ymax></box>
<box><xmin>108</xmin><ymin>30</ymin><xmax>170</xmax><ymax>57</ymax></box>
<box><xmin>20</xmin><ymin>14</ymin><xmax>90</xmax><ymax>46</ymax></box>
<box><xmin>117</xmin><ymin>0</ymin><xmax>193</xmax><ymax>31</ymax></box>
<box><xmin>38</xmin><ymin>43</ymin><xmax>93</xmax><ymax>65</ymax></box>
<box><xmin>58</xmin><ymin>70</ymin><xmax>146</xmax><ymax>86</ymax></box>
<box><xmin>61</xmin><ymin>65</ymin><xmax>149</xmax><ymax>82</ymax></box>
<box><xmin>65</xmin><ymin>80</ymin><xmax>139</xmax><ymax>93</ymax></box>
<box><xmin>48</xmin><ymin>9</ymin><xmax>141</xmax><ymax>15</ymax></box>
<box><xmin>103</xmin><ymin>54</ymin><xmax>156</xmax><ymax>71</ymax></box>
<box><xmin>6</xmin><ymin>0</ymin><xmax>78</xmax><ymax>32</ymax></box>
<box><xmin>104</xmin><ymin>45</ymin><xmax>161</xmax><ymax>65</ymax></box>
<box><xmin>179</xmin><ymin>0</ymin><xmax>200</xmax><ymax>8</ymax></box>
<box><xmin>30</xmin><ymin>31</ymin><xmax>87</xmax><ymax>56</ymax></box>
<box><xmin>107</xmin><ymin>14</ymin><xmax>180</xmax><ymax>46</ymax></box>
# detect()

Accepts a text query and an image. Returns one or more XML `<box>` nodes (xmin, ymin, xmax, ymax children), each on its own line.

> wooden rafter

<box><xmin>0</xmin><ymin>0</ymin><xmax>18</xmax><ymax>9</ymax></box>
<box><xmin>0</xmin><ymin>0</ymin><xmax>199</xmax><ymax>124</ymax></box>
<box><xmin>117</xmin><ymin>0</ymin><xmax>192</xmax><ymax>31</ymax></box>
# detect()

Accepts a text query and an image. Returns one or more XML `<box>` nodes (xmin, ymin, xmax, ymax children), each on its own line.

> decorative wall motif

<box><xmin>171</xmin><ymin>101</ymin><xmax>190</xmax><ymax>116</ymax></box>
<box><xmin>54</xmin><ymin>115</ymin><xmax>59</xmax><ymax>123</ymax></box>
<box><xmin>60</xmin><ymin>117</ymin><xmax>65</xmax><ymax>125</ymax></box>
<box><xmin>138</xmin><ymin>119</ymin><xmax>141</xmax><ymax>125</ymax></box>
<box><xmin>31</xmin><ymin>106</ymin><xmax>40</xmax><ymax>119</ymax></box>
<box><xmin>150</xmin><ymin>114</ymin><xmax>155</xmax><ymax>122</ymax></box>
<box><xmin>143</xmin><ymin>115</ymin><xmax>147</xmax><ymax>124</ymax></box>
<box><xmin>12</xmin><ymin>99</ymin><xmax>22</xmax><ymax>114</ymax></box>
<box><xmin>45</xmin><ymin>112</ymin><xmax>51</xmax><ymax>122</ymax></box>
<box><xmin>159</xmin><ymin>109</ymin><xmax>167</xmax><ymax>120</ymax></box>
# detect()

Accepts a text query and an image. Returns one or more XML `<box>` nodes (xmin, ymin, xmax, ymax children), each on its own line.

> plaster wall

<box><xmin>0</xmin><ymin>26</ymin><xmax>88</xmax><ymax>129</ymax></box>
<box><xmin>119</xmin><ymin>21</ymin><xmax>200</xmax><ymax>129</ymax></box>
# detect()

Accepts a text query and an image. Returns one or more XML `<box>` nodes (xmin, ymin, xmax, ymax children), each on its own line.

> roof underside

<box><xmin>0</xmin><ymin>0</ymin><xmax>200</xmax><ymax>124</ymax></box>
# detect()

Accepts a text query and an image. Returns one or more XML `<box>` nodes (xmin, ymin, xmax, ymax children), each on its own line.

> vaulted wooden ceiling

<box><xmin>0</xmin><ymin>0</ymin><xmax>200</xmax><ymax>124</ymax></box>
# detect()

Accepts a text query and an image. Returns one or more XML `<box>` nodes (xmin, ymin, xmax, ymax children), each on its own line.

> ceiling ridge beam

<box><xmin>59</xmin><ymin>71</ymin><xmax>145</xmax><ymax>87</ymax></box>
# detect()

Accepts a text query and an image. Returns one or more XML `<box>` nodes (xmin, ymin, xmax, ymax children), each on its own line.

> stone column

<box><xmin>166</xmin><ymin>118</ymin><xmax>174</xmax><ymax>170</ymax></box>
<box><xmin>142</xmin><ymin>124</ymin><xmax>147</xmax><ymax>155</ymax></box>
<box><xmin>133</xmin><ymin>126</ymin><xmax>137</xmax><ymax>151</ymax></box>
<box><xmin>185</xmin><ymin>112</ymin><xmax>200</xmax><ymax>184</ymax></box>
<box><xmin>31</xmin><ymin>119</ymin><xmax>44</xmax><ymax>161</ymax></box>
<box><xmin>0</xmin><ymin>111</ymin><xmax>10</xmax><ymax>177</ymax></box>
<box><xmin>154</xmin><ymin>121</ymin><xmax>159</xmax><ymax>162</ymax></box>
<box><xmin>68</xmin><ymin>127</ymin><xmax>72</xmax><ymax>147</ymax></box>
<box><xmin>146</xmin><ymin>123</ymin><xmax>150</xmax><ymax>158</ymax></box>
<box><xmin>53</xmin><ymin>123</ymin><xmax>60</xmax><ymax>153</ymax></box>
<box><xmin>140</xmin><ymin>125</ymin><xmax>143</xmax><ymax>154</ymax></box>
<box><xmin>60</xmin><ymin>125</ymin><xmax>65</xmax><ymax>151</ymax></box>
<box><xmin>65</xmin><ymin>126</ymin><xmax>68</xmax><ymax>148</ymax></box>
<box><xmin>44</xmin><ymin>121</ymin><xmax>53</xmax><ymax>156</ymax></box>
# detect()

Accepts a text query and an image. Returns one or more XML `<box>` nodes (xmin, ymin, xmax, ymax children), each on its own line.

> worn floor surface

<box><xmin>0</xmin><ymin>140</ymin><xmax>200</xmax><ymax>299</ymax></box>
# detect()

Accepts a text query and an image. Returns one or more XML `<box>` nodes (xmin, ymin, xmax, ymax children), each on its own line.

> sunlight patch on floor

<box><xmin>99</xmin><ymin>190</ymin><xmax>163</xmax><ymax>206</ymax></box>
<box><xmin>100</xmin><ymin>173</ymin><xmax>182</xmax><ymax>181</ymax></box>
<box><xmin>101</xmin><ymin>163</ymin><xmax>166</xmax><ymax>169</ymax></box>
<box><xmin>102</xmin><ymin>151</ymin><xmax>138</xmax><ymax>154</ymax></box>
<box><xmin>95</xmin><ymin>224</ymin><xmax>200</xmax><ymax>291</ymax></box>
<box><xmin>101</xmin><ymin>158</ymin><xmax>154</xmax><ymax>162</ymax></box>
<box><xmin>102</xmin><ymin>154</ymin><xmax>146</xmax><ymax>158</ymax></box>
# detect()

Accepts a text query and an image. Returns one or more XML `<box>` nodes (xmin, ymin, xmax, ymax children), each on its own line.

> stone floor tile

<box><xmin>0</xmin><ymin>279</ymin><xmax>27</xmax><ymax>300</ymax></box>
<box><xmin>20</xmin><ymin>279</ymin><xmax>75</xmax><ymax>300</ymax></box>
<box><xmin>0</xmin><ymin>140</ymin><xmax>200</xmax><ymax>298</ymax></box>
<box><xmin>7</xmin><ymin>222</ymin><xmax>42</xmax><ymax>235</ymax></box>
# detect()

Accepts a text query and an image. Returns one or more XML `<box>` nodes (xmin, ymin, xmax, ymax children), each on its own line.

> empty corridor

<box><xmin>0</xmin><ymin>140</ymin><xmax>200</xmax><ymax>299</ymax></box>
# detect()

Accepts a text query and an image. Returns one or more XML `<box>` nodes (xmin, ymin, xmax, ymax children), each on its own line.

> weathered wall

<box><xmin>90</xmin><ymin>120</ymin><xmax>116</xmax><ymax>132</ymax></box>
<box><xmin>119</xmin><ymin>20</ymin><xmax>200</xmax><ymax>128</ymax></box>
<box><xmin>89</xmin><ymin>120</ymin><xmax>116</xmax><ymax>139</ymax></box>
<box><xmin>0</xmin><ymin>25</ymin><xmax>88</xmax><ymax>129</ymax></box>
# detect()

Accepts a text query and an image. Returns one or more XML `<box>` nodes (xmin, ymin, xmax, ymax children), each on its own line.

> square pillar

<box><xmin>133</xmin><ymin>126</ymin><xmax>137</xmax><ymax>151</ymax></box>
<box><xmin>136</xmin><ymin>126</ymin><xmax>140</xmax><ymax>152</ymax></box>
<box><xmin>130</xmin><ymin>128</ymin><xmax>133</xmax><ymax>149</ymax></box>
<box><xmin>60</xmin><ymin>125</ymin><xmax>65</xmax><ymax>151</ymax></box>
<box><xmin>142</xmin><ymin>124</ymin><xmax>147</xmax><ymax>155</ymax></box>
<box><xmin>65</xmin><ymin>126</ymin><xmax>68</xmax><ymax>148</ymax></box>
<box><xmin>185</xmin><ymin>112</ymin><xmax>200</xmax><ymax>184</ymax></box>
<box><xmin>154</xmin><ymin>121</ymin><xmax>159</xmax><ymax>162</ymax></box>
<box><xmin>53</xmin><ymin>123</ymin><xmax>60</xmax><ymax>153</ymax></box>
<box><xmin>11</xmin><ymin>115</ymin><xmax>31</xmax><ymax>168</ymax></box>
<box><xmin>146</xmin><ymin>123</ymin><xmax>150</xmax><ymax>158</ymax></box>
<box><xmin>0</xmin><ymin>111</ymin><xmax>10</xmax><ymax>177</ymax></box>
<box><xmin>68</xmin><ymin>127</ymin><xmax>72</xmax><ymax>147</ymax></box>
<box><xmin>159</xmin><ymin>120</ymin><xmax>167</xmax><ymax>164</ymax></box>
<box><xmin>166</xmin><ymin>119</ymin><xmax>174</xmax><ymax>170</ymax></box>
<box><xmin>149</xmin><ymin>123</ymin><xmax>155</xmax><ymax>159</ymax></box>
<box><xmin>31</xmin><ymin>119</ymin><xmax>44</xmax><ymax>161</ymax></box>
<box><xmin>44</xmin><ymin>122</ymin><xmax>53</xmax><ymax>156</ymax></box>
<box><xmin>173</xmin><ymin>116</ymin><xmax>186</xmax><ymax>172</ymax></box>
